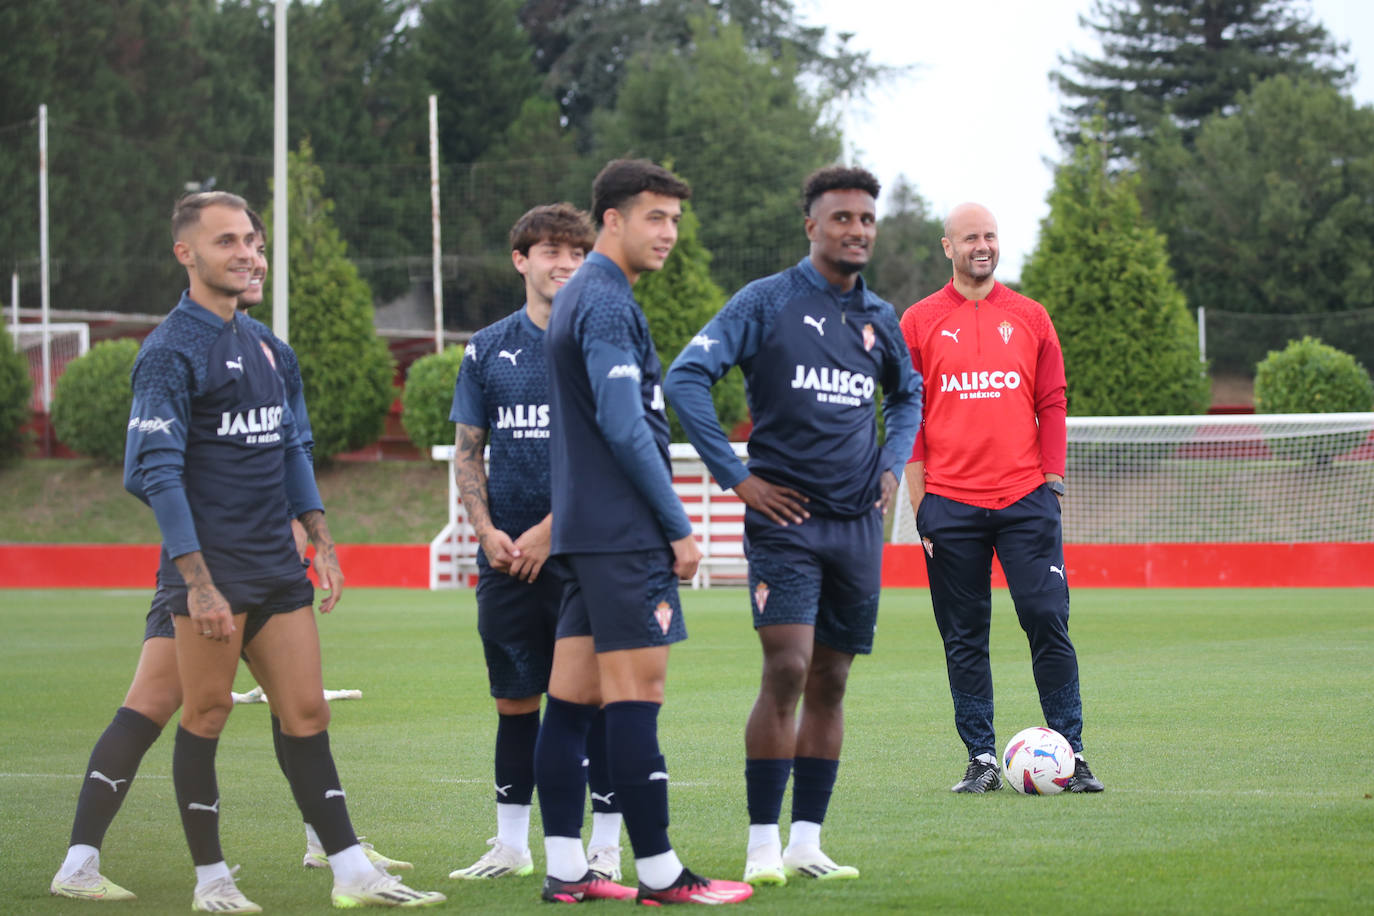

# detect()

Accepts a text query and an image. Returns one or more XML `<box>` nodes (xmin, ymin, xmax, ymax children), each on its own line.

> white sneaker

<box><xmin>332</xmin><ymin>868</ymin><xmax>446</xmax><ymax>908</ymax></box>
<box><xmin>586</xmin><ymin>844</ymin><xmax>623</xmax><ymax>882</ymax></box>
<box><xmin>448</xmin><ymin>837</ymin><xmax>533</xmax><ymax>879</ymax></box>
<box><xmin>305</xmin><ymin>837</ymin><xmax>414</xmax><ymax>872</ymax></box>
<box><xmin>743</xmin><ymin>841</ymin><xmax>786</xmax><ymax>886</ymax></box>
<box><xmin>193</xmin><ymin>873</ymin><xmax>262</xmax><ymax>913</ymax></box>
<box><xmin>49</xmin><ymin>855</ymin><xmax>137</xmax><ymax>901</ymax></box>
<box><xmin>782</xmin><ymin>843</ymin><xmax>859</xmax><ymax>880</ymax></box>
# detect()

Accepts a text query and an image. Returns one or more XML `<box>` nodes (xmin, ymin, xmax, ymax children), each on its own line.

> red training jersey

<box><xmin>900</xmin><ymin>280</ymin><xmax>1067</xmax><ymax>509</ymax></box>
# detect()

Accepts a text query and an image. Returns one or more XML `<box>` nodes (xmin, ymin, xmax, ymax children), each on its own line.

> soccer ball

<box><xmin>1002</xmin><ymin>726</ymin><xmax>1076</xmax><ymax>795</ymax></box>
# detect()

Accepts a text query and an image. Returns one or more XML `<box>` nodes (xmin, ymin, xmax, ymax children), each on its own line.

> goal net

<box><xmin>892</xmin><ymin>413</ymin><xmax>1374</xmax><ymax>544</ymax></box>
<box><xmin>12</xmin><ymin>322</ymin><xmax>90</xmax><ymax>411</ymax></box>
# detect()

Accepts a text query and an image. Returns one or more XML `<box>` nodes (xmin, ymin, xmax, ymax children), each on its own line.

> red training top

<box><xmin>900</xmin><ymin>280</ymin><xmax>1067</xmax><ymax>509</ymax></box>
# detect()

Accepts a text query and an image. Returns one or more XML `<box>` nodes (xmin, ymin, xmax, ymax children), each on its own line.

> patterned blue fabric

<box><xmin>666</xmin><ymin>257</ymin><xmax>922</xmax><ymax>517</ymax></box>
<box><xmin>449</xmin><ymin>307</ymin><xmax>553</xmax><ymax>541</ymax></box>
<box><xmin>124</xmin><ymin>292</ymin><xmax>317</xmax><ymax>585</ymax></box>
<box><xmin>546</xmin><ymin>253</ymin><xmax>690</xmax><ymax>553</ymax></box>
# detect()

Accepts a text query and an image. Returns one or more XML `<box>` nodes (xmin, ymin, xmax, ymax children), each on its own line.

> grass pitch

<box><xmin>1</xmin><ymin>586</ymin><xmax>1371</xmax><ymax>914</ymax></box>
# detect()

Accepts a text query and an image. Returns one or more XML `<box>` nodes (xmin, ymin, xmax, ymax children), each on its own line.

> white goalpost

<box><xmin>13</xmin><ymin>322</ymin><xmax>90</xmax><ymax>412</ymax></box>
<box><xmin>892</xmin><ymin>413</ymin><xmax>1374</xmax><ymax>545</ymax></box>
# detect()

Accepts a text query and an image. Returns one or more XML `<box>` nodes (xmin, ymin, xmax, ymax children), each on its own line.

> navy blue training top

<box><xmin>665</xmin><ymin>257</ymin><xmax>923</xmax><ymax>518</ymax></box>
<box><xmin>448</xmin><ymin>307</ymin><xmax>553</xmax><ymax>551</ymax></box>
<box><xmin>546</xmin><ymin>252</ymin><xmax>691</xmax><ymax>554</ymax></box>
<box><xmin>124</xmin><ymin>292</ymin><xmax>320</xmax><ymax>585</ymax></box>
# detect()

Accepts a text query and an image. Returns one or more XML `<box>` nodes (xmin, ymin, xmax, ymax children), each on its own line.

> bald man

<box><xmin>898</xmin><ymin>203</ymin><xmax>1103</xmax><ymax>795</ymax></box>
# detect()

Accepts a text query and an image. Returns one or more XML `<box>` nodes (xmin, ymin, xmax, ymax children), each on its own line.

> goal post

<box><xmin>892</xmin><ymin>412</ymin><xmax>1374</xmax><ymax>545</ymax></box>
<box><xmin>13</xmin><ymin>322</ymin><xmax>90</xmax><ymax>412</ymax></box>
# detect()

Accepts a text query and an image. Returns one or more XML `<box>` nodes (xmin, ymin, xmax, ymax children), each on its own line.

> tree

<box><xmin>528</xmin><ymin>0</ymin><xmax>891</xmax><ymax>146</ymax></box>
<box><xmin>1053</xmin><ymin>0</ymin><xmax>1351</xmax><ymax>159</ymax></box>
<box><xmin>1020</xmin><ymin>125</ymin><xmax>1209</xmax><ymax>416</ymax></box>
<box><xmin>636</xmin><ymin>200</ymin><xmax>746</xmax><ymax>440</ymax></box>
<box><xmin>593</xmin><ymin>16</ymin><xmax>841</xmax><ymax>293</ymax></box>
<box><xmin>261</xmin><ymin>140</ymin><xmax>396</xmax><ymax>461</ymax></box>
<box><xmin>416</xmin><ymin>0</ymin><xmax>540</xmax><ymax>166</ymax></box>
<box><xmin>0</xmin><ymin>327</ymin><xmax>33</xmax><ymax>464</ymax></box>
<box><xmin>866</xmin><ymin>176</ymin><xmax>949</xmax><ymax>313</ymax></box>
<box><xmin>1143</xmin><ymin>76</ymin><xmax>1374</xmax><ymax>320</ymax></box>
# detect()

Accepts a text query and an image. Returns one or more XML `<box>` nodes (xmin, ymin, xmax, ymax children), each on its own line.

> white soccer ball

<box><xmin>1002</xmin><ymin>726</ymin><xmax>1076</xmax><ymax>795</ymax></box>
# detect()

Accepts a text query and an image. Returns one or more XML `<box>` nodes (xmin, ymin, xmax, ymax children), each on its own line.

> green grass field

<box><xmin>2</xmin><ymin>587</ymin><xmax>1371</xmax><ymax>914</ymax></box>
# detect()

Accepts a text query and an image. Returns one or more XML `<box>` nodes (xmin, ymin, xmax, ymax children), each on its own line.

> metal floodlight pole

<box><xmin>39</xmin><ymin>103</ymin><xmax>52</xmax><ymax>412</ymax></box>
<box><xmin>1197</xmin><ymin>306</ymin><xmax>1206</xmax><ymax>364</ymax></box>
<box><xmin>9</xmin><ymin>272</ymin><xmax>17</xmax><ymax>346</ymax></box>
<box><xmin>272</xmin><ymin>0</ymin><xmax>289</xmax><ymax>344</ymax></box>
<box><xmin>429</xmin><ymin>93</ymin><xmax>443</xmax><ymax>354</ymax></box>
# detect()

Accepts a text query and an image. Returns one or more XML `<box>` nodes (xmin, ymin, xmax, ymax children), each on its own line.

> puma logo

<box><xmin>88</xmin><ymin>771</ymin><xmax>128</xmax><ymax>792</ymax></box>
<box><xmin>495</xmin><ymin>783</ymin><xmax>512</xmax><ymax>797</ymax></box>
<box><xmin>324</xmin><ymin>789</ymin><xmax>346</xmax><ymax>799</ymax></box>
<box><xmin>1050</xmin><ymin>564</ymin><xmax>1065</xmax><ymax>580</ymax></box>
<box><xmin>590</xmin><ymin>791</ymin><xmax>615</xmax><ymax>805</ymax></box>
<box><xmin>803</xmin><ymin>315</ymin><xmax>826</xmax><ymax>336</ymax></box>
<box><xmin>941</xmin><ymin>328</ymin><xmax>961</xmax><ymax>343</ymax></box>
<box><xmin>498</xmin><ymin>349</ymin><xmax>521</xmax><ymax>365</ymax></box>
<box><xmin>649</xmin><ymin>771</ymin><xmax>669</xmax><ymax>782</ymax></box>
<box><xmin>225</xmin><ymin>357</ymin><xmax>244</xmax><ymax>371</ymax></box>
<box><xmin>186</xmin><ymin>798</ymin><xmax>220</xmax><ymax>813</ymax></box>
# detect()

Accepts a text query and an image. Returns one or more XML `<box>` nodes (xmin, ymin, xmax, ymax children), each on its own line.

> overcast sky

<box><xmin>798</xmin><ymin>0</ymin><xmax>1374</xmax><ymax>283</ymax></box>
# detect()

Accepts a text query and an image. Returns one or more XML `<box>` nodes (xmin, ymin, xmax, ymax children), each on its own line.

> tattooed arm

<box><xmin>298</xmin><ymin>509</ymin><xmax>344</xmax><ymax>613</ymax></box>
<box><xmin>454</xmin><ymin>421</ymin><xmax>520</xmax><ymax>574</ymax></box>
<box><xmin>173</xmin><ymin>551</ymin><xmax>235</xmax><ymax>642</ymax></box>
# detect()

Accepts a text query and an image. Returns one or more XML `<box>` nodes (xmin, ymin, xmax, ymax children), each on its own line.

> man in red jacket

<box><xmin>900</xmin><ymin>202</ymin><xmax>1103</xmax><ymax>794</ymax></box>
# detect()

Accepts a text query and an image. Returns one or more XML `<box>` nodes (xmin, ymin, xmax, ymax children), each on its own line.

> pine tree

<box><xmin>1053</xmin><ymin>0</ymin><xmax>1351</xmax><ymax>160</ymax></box>
<box><xmin>261</xmin><ymin>140</ymin><xmax>396</xmax><ymax>461</ymax></box>
<box><xmin>636</xmin><ymin>199</ymin><xmax>747</xmax><ymax>440</ymax></box>
<box><xmin>1020</xmin><ymin>124</ymin><xmax>1209</xmax><ymax>416</ymax></box>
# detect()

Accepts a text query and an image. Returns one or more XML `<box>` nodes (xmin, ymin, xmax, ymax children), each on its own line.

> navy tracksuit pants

<box><xmin>916</xmin><ymin>484</ymin><xmax>1083</xmax><ymax>758</ymax></box>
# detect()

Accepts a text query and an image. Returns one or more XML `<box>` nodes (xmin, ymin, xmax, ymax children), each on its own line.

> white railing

<box><xmin>429</xmin><ymin>442</ymin><xmax>750</xmax><ymax>589</ymax></box>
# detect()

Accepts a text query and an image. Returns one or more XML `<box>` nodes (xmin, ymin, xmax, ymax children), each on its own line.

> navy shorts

<box><xmin>163</xmin><ymin>570</ymin><xmax>314</xmax><ymax>646</ymax></box>
<box><xmin>557</xmin><ymin>549</ymin><xmax>687</xmax><ymax>653</ymax></box>
<box><xmin>475</xmin><ymin>559</ymin><xmax>564</xmax><ymax>698</ymax></box>
<box><xmin>744</xmin><ymin>507</ymin><xmax>883</xmax><ymax>656</ymax></box>
<box><xmin>144</xmin><ymin>589</ymin><xmax>177</xmax><ymax>641</ymax></box>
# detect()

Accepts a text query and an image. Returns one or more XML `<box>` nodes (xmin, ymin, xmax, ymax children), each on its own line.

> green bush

<box><xmin>1020</xmin><ymin>121</ymin><xmax>1209</xmax><ymax>416</ymax></box>
<box><xmin>1254</xmin><ymin>336</ymin><xmax>1374</xmax><ymax>414</ymax></box>
<box><xmin>401</xmin><ymin>345</ymin><xmax>464</xmax><ymax>453</ymax></box>
<box><xmin>50</xmin><ymin>338</ymin><xmax>140</xmax><ymax>464</ymax></box>
<box><xmin>1254</xmin><ymin>336</ymin><xmax>1373</xmax><ymax>464</ymax></box>
<box><xmin>0</xmin><ymin>327</ymin><xmax>34</xmax><ymax>463</ymax></box>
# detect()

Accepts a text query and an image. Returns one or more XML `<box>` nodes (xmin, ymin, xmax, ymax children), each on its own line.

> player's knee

<box><xmin>760</xmin><ymin>651</ymin><xmax>809</xmax><ymax>703</ymax></box>
<box><xmin>803</xmin><ymin>663</ymin><xmax>850</xmax><ymax>709</ymax></box>
<box><xmin>284</xmin><ymin>698</ymin><xmax>331</xmax><ymax>735</ymax></box>
<box><xmin>181</xmin><ymin>694</ymin><xmax>232</xmax><ymax>736</ymax></box>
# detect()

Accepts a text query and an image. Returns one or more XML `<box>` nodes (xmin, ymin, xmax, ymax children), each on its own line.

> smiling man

<box><xmin>445</xmin><ymin>204</ymin><xmax>627</xmax><ymax>884</ymax></box>
<box><xmin>664</xmin><ymin>165</ymin><xmax>922</xmax><ymax>888</ymax></box>
<box><xmin>120</xmin><ymin>191</ymin><xmax>443</xmax><ymax>911</ymax></box>
<box><xmin>900</xmin><ymin>202</ymin><xmax>1104</xmax><ymax>796</ymax></box>
<box><xmin>537</xmin><ymin>159</ymin><xmax>752</xmax><ymax>906</ymax></box>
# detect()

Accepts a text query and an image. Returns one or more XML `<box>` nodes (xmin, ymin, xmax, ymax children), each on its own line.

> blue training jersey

<box><xmin>546</xmin><ymin>252</ymin><xmax>691</xmax><ymax>554</ymax></box>
<box><xmin>448</xmin><ymin>307</ymin><xmax>552</xmax><ymax>546</ymax></box>
<box><xmin>123</xmin><ymin>292</ymin><xmax>321</xmax><ymax>585</ymax></box>
<box><xmin>665</xmin><ymin>257</ymin><xmax>923</xmax><ymax>518</ymax></box>
<box><xmin>239</xmin><ymin>311</ymin><xmax>313</xmax><ymax>465</ymax></box>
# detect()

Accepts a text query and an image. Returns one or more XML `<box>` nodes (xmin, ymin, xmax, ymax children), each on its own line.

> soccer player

<box><xmin>899</xmin><ymin>202</ymin><xmax>1103</xmax><ymax>794</ymax></box>
<box><xmin>121</xmin><ymin>191</ymin><xmax>444</xmax><ymax>911</ymax></box>
<box><xmin>536</xmin><ymin>159</ymin><xmax>752</xmax><ymax>905</ymax></box>
<box><xmin>48</xmin><ymin>208</ymin><xmax>408</xmax><ymax>904</ymax></box>
<box><xmin>664</xmin><ymin>165</ymin><xmax>923</xmax><ymax>886</ymax></box>
<box><xmin>446</xmin><ymin>203</ymin><xmax>625</xmax><ymax>882</ymax></box>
